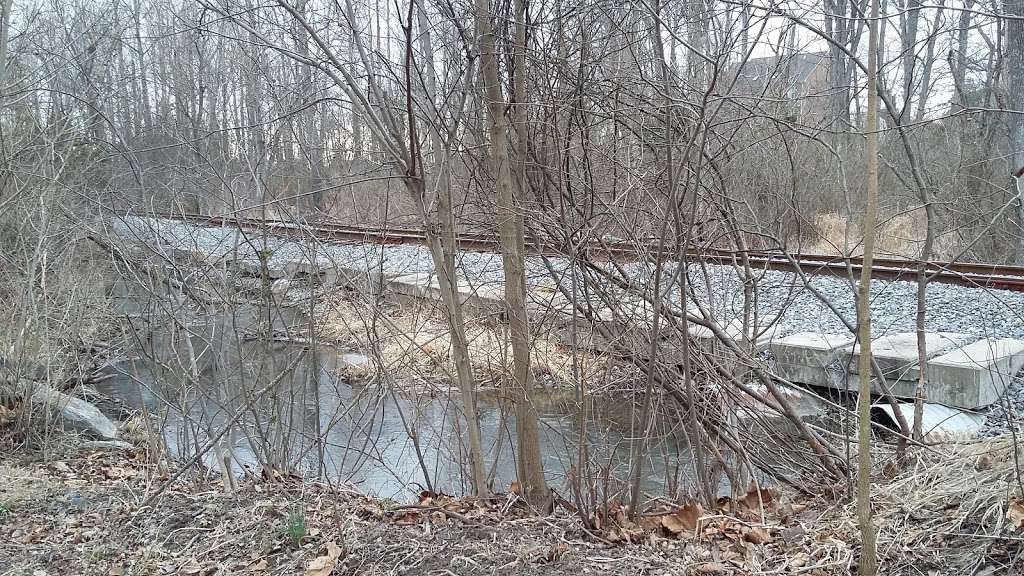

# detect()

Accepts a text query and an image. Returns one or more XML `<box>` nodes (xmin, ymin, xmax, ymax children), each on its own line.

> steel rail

<box><xmin>143</xmin><ymin>212</ymin><xmax>1024</xmax><ymax>292</ymax></box>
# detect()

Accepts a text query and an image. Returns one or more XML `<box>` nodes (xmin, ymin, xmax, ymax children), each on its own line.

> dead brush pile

<box><xmin>828</xmin><ymin>437</ymin><xmax>1024</xmax><ymax>573</ymax></box>
<box><xmin>313</xmin><ymin>295</ymin><xmax>638</xmax><ymax>392</ymax></box>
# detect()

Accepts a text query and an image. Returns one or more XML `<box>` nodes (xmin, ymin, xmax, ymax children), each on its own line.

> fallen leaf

<box><xmin>1008</xmin><ymin>500</ymin><xmax>1024</xmax><ymax>531</ymax></box>
<box><xmin>743</xmin><ymin>526</ymin><xmax>773</xmax><ymax>544</ymax></box>
<box><xmin>305</xmin><ymin>541</ymin><xmax>343</xmax><ymax>576</ymax></box>
<box><xmin>393</xmin><ymin>510</ymin><xmax>422</xmax><ymax>525</ymax></box>
<box><xmin>661</xmin><ymin>503</ymin><xmax>702</xmax><ymax>536</ymax></box>
<box><xmin>738</xmin><ymin>487</ymin><xmax>776</xmax><ymax>512</ymax></box>
<box><xmin>638</xmin><ymin>515</ymin><xmax>661</xmax><ymax>532</ymax></box>
<box><xmin>542</xmin><ymin>542</ymin><xmax>570</xmax><ymax>562</ymax></box>
<box><xmin>102</xmin><ymin>466</ymin><xmax>137</xmax><ymax>480</ymax></box>
<box><xmin>51</xmin><ymin>461</ymin><xmax>73</xmax><ymax>474</ymax></box>
<box><xmin>781</xmin><ymin>524</ymin><xmax>807</xmax><ymax>544</ymax></box>
<box><xmin>788</xmin><ymin>552</ymin><xmax>809</xmax><ymax>568</ymax></box>
<box><xmin>882</xmin><ymin>460</ymin><xmax>900</xmax><ymax>478</ymax></box>
<box><xmin>612</xmin><ymin>504</ymin><xmax>630</xmax><ymax>527</ymax></box>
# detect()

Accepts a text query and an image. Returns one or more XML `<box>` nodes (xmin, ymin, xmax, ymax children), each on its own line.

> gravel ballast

<box><xmin>113</xmin><ymin>216</ymin><xmax>1024</xmax><ymax>340</ymax></box>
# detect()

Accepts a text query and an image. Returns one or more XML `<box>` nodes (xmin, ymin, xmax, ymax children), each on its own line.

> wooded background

<box><xmin>2</xmin><ymin>0</ymin><xmax>1022</xmax><ymax>263</ymax></box>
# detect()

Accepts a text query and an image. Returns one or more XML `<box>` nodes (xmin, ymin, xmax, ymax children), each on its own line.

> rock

<box><xmin>23</xmin><ymin>383</ymin><xmax>119</xmax><ymax>439</ymax></box>
<box><xmin>271</xmin><ymin>277</ymin><xmax>292</xmax><ymax>295</ymax></box>
<box><xmin>339</xmin><ymin>353</ymin><xmax>372</xmax><ymax>380</ymax></box>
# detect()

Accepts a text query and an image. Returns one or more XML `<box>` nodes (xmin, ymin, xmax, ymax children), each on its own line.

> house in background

<box><xmin>729</xmin><ymin>52</ymin><xmax>832</xmax><ymax>126</ymax></box>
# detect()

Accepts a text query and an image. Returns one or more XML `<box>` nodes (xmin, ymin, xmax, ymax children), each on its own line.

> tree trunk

<box><xmin>473</xmin><ymin>0</ymin><xmax>549</xmax><ymax>509</ymax></box>
<box><xmin>858</xmin><ymin>0</ymin><xmax>881</xmax><ymax>570</ymax></box>
<box><xmin>409</xmin><ymin>0</ymin><xmax>489</xmax><ymax>497</ymax></box>
<box><xmin>910</xmin><ymin>2</ymin><xmax>942</xmax><ymax>439</ymax></box>
<box><xmin>510</xmin><ymin>0</ymin><xmax>550</xmax><ymax>510</ymax></box>
<box><xmin>912</xmin><ymin>198</ymin><xmax>936</xmax><ymax>440</ymax></box>
<box><xmin>0</xmin><ymin>0</ymin><xmax>12</xmax><ymax>159</ymax></box>
<box><xmin>824</xmin><ymin>0</ymin><xmax>852</xmax><ymax>128</ymax></box>
<box><xmin>900</xmin><ymin>0</ymin><xmax>921</xmax><ymax>116</ymax></box>
<box><xmin>1008</xmin><ymin>0</ymin><xmax>1024</xmax><ymax>264</ymax></box>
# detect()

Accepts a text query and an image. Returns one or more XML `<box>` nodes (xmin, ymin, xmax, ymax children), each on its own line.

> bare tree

<box><xmin>858</xmin><ymin>0</ymin><xmax>881</xmax><ymax>570</ymax></box>
<box><xmin>1009</xmin><ymin>0</ymin><xmax>1024</xmax><ymax>263</ymax></box>
<box><xmin>472</xmin><ymin>0</ymin><xmax>548</xmax><ymax>507</ymax></box>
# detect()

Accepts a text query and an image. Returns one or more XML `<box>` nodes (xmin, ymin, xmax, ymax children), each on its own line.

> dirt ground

<box><xmin>0</xmin><ymin>430</ymin><xmax>836</xmax><ymax>576</ymax></box>
<box><xmin>1</xmin><ymin>430</ymin><xmax>1022</xmax><ymax>575</ymax></box>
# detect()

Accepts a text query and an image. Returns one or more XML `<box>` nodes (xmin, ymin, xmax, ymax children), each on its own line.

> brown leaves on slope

<box><xmin>305</xmin><ymin>541</ymin><xmax>344</xmax><ymax>576</ymax></box>
<box><xmin>660</xmin><ymin>502</ymin><xmax>702</xmax><ymax>536</ymax></box>
<box><xmin>581</xmin><ymin>485</ymin><xmax>800</xmax><ymax>557</ymax></box>
<box><xmin>389</xmin><ymin>489</ymin><xmax>530</xmax><ymax>527</ymax></box>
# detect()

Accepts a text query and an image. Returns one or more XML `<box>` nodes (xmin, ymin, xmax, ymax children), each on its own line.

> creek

<box><xmin>98</xmin><ymin>283</ymin><xmax>696</xmax><ymax>501</ymax></box>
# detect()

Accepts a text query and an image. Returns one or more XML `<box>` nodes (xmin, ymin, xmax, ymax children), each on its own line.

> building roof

<box><xmin>733</xmin><ymin>52</ymin><xmax>829</xmax><ymax>94</ymax></box>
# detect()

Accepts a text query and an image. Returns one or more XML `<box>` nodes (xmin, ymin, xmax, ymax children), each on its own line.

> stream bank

<box><xmin>0</xmin><ymin>431</ymin><xmax>788</xmax><ymax>576</ymax></box>
<box><xmin>2</xmin><ymin>429</ymin><xmax>1022</xmax><ymax>575</ymax></box>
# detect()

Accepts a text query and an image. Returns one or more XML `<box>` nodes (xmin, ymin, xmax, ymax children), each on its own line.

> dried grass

<box><xmin>313</xmin><ymin>296</ymin><xmax>633</xmax><ymax>392</ymax></box>
<box><xmin>826</xmin><ymin>437</ymin><xmax>1024</xmax><ymax>572</ymax></box>
<box><xmin>800</xmin><ymin>210</ymin><xmax>960</xmax><ymax>260</ymax></box>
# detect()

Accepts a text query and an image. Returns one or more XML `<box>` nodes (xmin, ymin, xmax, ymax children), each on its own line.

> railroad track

<box><xmin>144</xmin><ymin>212</ymin><xmax>1024</xmax><ymax>292</ymax></box>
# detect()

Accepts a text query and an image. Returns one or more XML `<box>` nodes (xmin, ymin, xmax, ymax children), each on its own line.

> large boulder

<box><xmin>3</xmin><ymin>381</ymin><xmax>119</xmax><ymax>439</ymax></box>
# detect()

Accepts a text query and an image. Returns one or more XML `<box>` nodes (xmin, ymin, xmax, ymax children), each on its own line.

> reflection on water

<box><xmin>101</xmin><ymin>288</ymin><xmax>692</xmax><ymax>500</ymax></box>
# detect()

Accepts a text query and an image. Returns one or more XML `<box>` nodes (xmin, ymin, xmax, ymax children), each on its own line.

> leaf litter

<box><xmin>1</xmin><ymin>431</ymin><xmax>1023</xmax><ymax>575</ymax></box>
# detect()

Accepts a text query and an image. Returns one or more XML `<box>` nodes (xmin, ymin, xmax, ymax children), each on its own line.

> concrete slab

<box><xmin>688</xmin><ymin>319</ymin><xmax>780</xmax><ymax>350</ymax></box>
<box><xmin>332</xmin><ymin>265</ymin><xmax>391</xmax><ymax>293</ymax></box>
<box><xmin>282</xmin><ymin>259</ymin><xmax>386</xmax><ymax>290</ymax></box>
<box><xmin>848</xmin><ymin>332</ymin><xmax>977</xmax><ymax>378</ymax></box>
<box><xmin>226</xmin><ymin>258</ymin><xmax>264</xmax><ymax>277</ymax></box>
<box><xmin>381</xmin><ymin>273</ymin><xmax>507</xmax><ymax>318</ymax></box>
<box><xmin>532</xmin><ymin>296</ymin><xmax>601</xmax><ymax>347</ymax></box>
<box><xmin>735</xmin><ymin>383</ymin><xmax>826</xmax><ymax>420</ymax></box>
<box><xmin>457</xmin><ymin>281</ymin><xmax>505</xmax><ymax>317</ymax></box>
<box><xmin>873</xmin><ymin>402</ymin><xmax>984</xmax><ymax>442</ymax></box>
<box><xmin>839</xmin><ymin>338</ymin><xmax>1024</xmax><ymax>407</ymax></box>
<box><xmin>770</xmin><ymin>332</ymin><xmax>855</xmax><ymax>386</ymax></box>
<box><xmin>724</xmin><ymin>318</ymin><xmax>782</xmax><ymax>349</ymax></box>
<box><xmin>386</xmin><ymin>272</ymin><xmax>438</xmax><ymax>299</ymax></box>
<box><xmin>687</xmin><ymin>323</ymin><xmax>719</xmax><ymax>340</ymax></box>
<box><xmin>833</xmin><ymin>372</ymin><xmax>919</xmax><ymax>401</ymax></box>
<box><xmin>908</xmin><ymin>338</ymin><xmax>1024</xmax><ymax>407</ymax></box>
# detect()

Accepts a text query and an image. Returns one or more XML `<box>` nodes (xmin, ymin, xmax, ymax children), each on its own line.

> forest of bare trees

<box><xmin>1</xmin><ymin>0</ymin><xmax>1022</xmax><ymax>259</ymax></box>
<box><xmin>2</xmin><ymin>0</ymin><xmax>1024</xmax><ymax>574</ymax></box>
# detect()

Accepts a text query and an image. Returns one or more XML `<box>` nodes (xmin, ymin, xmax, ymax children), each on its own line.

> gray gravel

<box><xmin>114</xmin><ymin>216</ymin><xmax>1024</xmax><ymax>340</ymax></box>
<box><xmin>980</xmin><ymin>375</ymin><xmax>1024</xmax><ymax>436</ymax></box>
